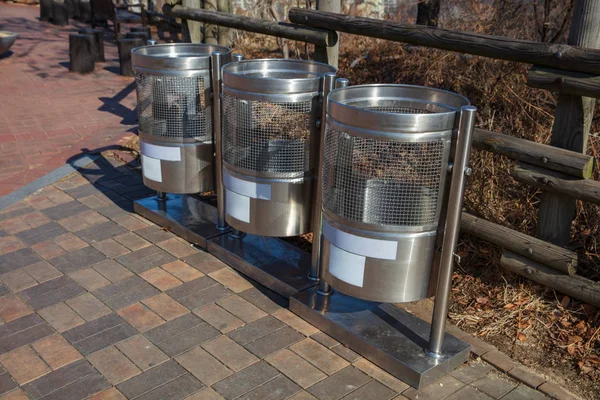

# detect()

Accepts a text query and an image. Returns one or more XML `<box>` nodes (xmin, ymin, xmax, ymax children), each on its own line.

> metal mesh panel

<box><xmin>135</xmin><ymin>73</ymin><xmax>212</xmax><ymax>142</ymax></box>
<box><xmin>222</xmin><ymin>93</ymin><xmax>312</xmax><ymax>177</ymax></box>
<box><xmin>322</xmin><ymin>127</ymin><xmax>445</xmax><ymax>227</ymax></box>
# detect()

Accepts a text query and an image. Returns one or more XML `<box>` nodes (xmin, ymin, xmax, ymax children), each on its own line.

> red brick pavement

<box><xmin>0</xmin><ymin>3</ymin><xmax>138</xmax><ymax>197</ymax></box>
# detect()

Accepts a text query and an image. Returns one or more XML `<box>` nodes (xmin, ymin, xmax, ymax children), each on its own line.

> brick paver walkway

<box><xmin>0</xmin><ymin>155</ymin><xmax>566</xmax><ymax>400</ymax></box>
<box><xmin>0</xmin><ymin>3</ymin><xmax>137</xmax><ymax>197</ymax></box>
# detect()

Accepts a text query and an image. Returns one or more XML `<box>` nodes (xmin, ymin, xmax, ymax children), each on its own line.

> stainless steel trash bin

<box><xmin>221</xmin><ymin>59</ymin><xmax>336</xmax><ymax>237</ymax></box>
<box><xmin>133</xmin><ymin>44</ymin><xmax>231</xmax><ymax>194</ymax></box>
<box><xmin>320</xmin><ymin>84</ymin><xmax>470</xmax><ymax>303</ymax></box>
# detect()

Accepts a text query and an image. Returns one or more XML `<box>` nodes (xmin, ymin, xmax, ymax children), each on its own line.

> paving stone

<box><xmin>203</xmin><ymin>335</ymin><xmax>259</xmax><ymax>372</ymax></box>
<box><xmin>20</xmin><ymin>275</ymin><xmax>85</xmax><ymax>310</ymax></box>
<box><xmin>502</xmin><ymin>384</ymin><xmax>548</xmax><ymax>400</ymax></box>
<box><xmin>238</xmin><ymin>287</ymin><xmax>287</xmax><ymax>314</ymax></box>
<box><xmin>507</xmin><ymin>366</ymin><xmax>546</xmax><ymax>389</ymax></box>
<box><xmin>471</xmin><ymin>373</ymin><xmax>519</xmax><ymax>398</ymax></box>
<box><xmin>228</xmin><ymin>316</ymin><xmax>285</xmax><ymax>345</ymax></box>
<box><xmin>182</xmin><ymin>253</ymin><xmax>227</xmax><ymax>274</ymax></box>
<box><xmin>24</xmin><ymin>262</ymin><xmax>62</xmax><ymax>283</ymax></box>
<box><xmin>0</xmin><ymin>207</ymin><xmax>36</xmax><ymax>222</ymax></box>
<box><xmin>117</xmin><ymin>303</ymin><xmax>164</xmax><ymax>332</ymax></box>
<box><xmin>79</xmin><ymin>210</ymin><xmax>110</xmax><ymax>227</ymax></box>
<box><xmin>96</xmin><ymin>205</ymin><xmax>130</xmax><ymax>220</ymax></box>
<box><xmin>352</xmin><ymin>359</ymin><xmax>410</xmax><ymax>393</ymax></box>
<box><xmin>0</xmin><ymin>372</ymin><xmax>17</xmax><ymax>397</ymax></box>
<box><xmin>217</xmin><ymin>295</ymin><xmax>267</xmax><ymax>323</ymax></box>
<box><xmin>66</xmin><ymin>293</ymin><xmax>111</xmax><ymax>321</ymax></box>
<box><xmin>194</xmin><ymin>304</ymin><xmax>244</xmax><ymax>333</ymax></box>
<box><xmin>331</xmin><ymin>345</ymin><xmax>361</xmax><ymax>363</ymax></box>
<box><xmin>63</xmin><ymin>313</ymin><xmax>137</xmax><ymax>356</ymax></box>
<box><xmin>64</xmin><ymin>184</ymin><xmax>106</xmax><ymax>199</ymax></box>
<box><xmin>272</xmin><ymin>309</ymin><xmax>318</xmax><ymax>336</ymax></box>
<box><xmin>266</xmin><ymin>349</ymin><xmax>327</xmax><ymax>389</ymax></box>
<box><xmin>114</xmin><ymin>215</ymin><xmax>149</xmax><ymax>231</ymax></box>
<box><xmin>116</xmin><ymin>360</ymin><xmax>187</xmax><ymax>399</ymax></box>
<box><xmin>38</xmin><ymin>372</ymin><xmax>110</xmax><ymax>400</ymax></box>
<box><xmin>161</xmin><ymin>260</ymin><xmax>203</xmax><ymax>282</ymax></box>
<box><xmin>88</xmin><ymin>346</ymin><xmax>142</xmax><ymax>385</ymax></box>
<box><xmin>340</xmin><ymin>380</ymin><xmax>396</xmax><ymax>400</ymax></box>
<box><xmin>0</xmin><ymin>294</ymin><xmax>32</xmax><ymax>322</ymax></box>
<box><xmin>41</xmin><ymin>201</ymin><xmax>89</xmax><ymax>220</ymax></box>
<box><xmin>116</xmin><ymin>246</ymin><xmax>176</xmax><ymax>274</ymax></box>
<box><xmin>54</xmin><ymin>233</ymin><xmax>88</xmax><ymax>252</ymax></box>
<box><xmin>2</xmin><ymin>218</ymin><xmax>29</xmax><ymax>235</ymax></box>
<box><xmin>21</xmin><ymin>359</ymin><xmax>96</xmax><ymax>399</ymax></box>
<box><xmin>14</xmin><ymin>222</ymin><xmax>68</xmax><ymax>246</ymax></box>
<box><xmin>156</xmin><ymin>322</ymin><xmax>220</xmax><ymax>357</ymax></box>
<box><xmin>93</xmin><ymin>239</ymin><xmax>130</xmax><ymax>258</ymax></box>
<box><xmin>445</xmin><ymin>385</ymin><xmax>492</xmax><ymax>400</ymax></box>
<box><xmin>208</xmin><ymin>268</ymin><xmax>253</xmax><ymax>293</ymax></box>
<box><xmin>0</xmin><ymin>346</ymin><xmax>51</xmax><ymax>385</ymax></box>
<box><xmin>185</xmin><ymin>388</ymin><xmax>225</xmax><ymax>400</ymax></box>
<box><xmin>0</xmin><ymin>388</ymin><xmax>30</xmax><ymax>400</ymax></box>
<box><xmin>290</xmin><ymin>338</ymin><xmax>349</xmax><ymax>375</ymax></box>
<box><xmin>0</xmin><ymin>269</ymin><xmax>37</xmax><ymax>292</ymax></box>
<box><xmin>287</xmin><ymin>392</ymin><xmax>318</xmax><ymax>400</ymax></box>
<box><xmin>450</xmin><ymin>361</ymin><xmax>493</xmax><ymax>384</ymax></box>
<box><xmin>537</xmin><ymin>382</ymin><xmax>578</xmax><ymax>400</ymax></box>
<box><xmin>461</xmin><ymin>335</ymin><xmax>496</xmax><ymax>357</ymax></box>
<box><xmin>78</xmin><ymin>195</ymin><xmax>110</xmax><ymax>210</ymax></box>
<box><xmin>93</xmin><ymin>260</ymin><xmax>134</xmax><ymax>283</ymax></box>
<box><xmin>56</xmin><ymin>215</ymin><xmax>91</xmax><ymax>233</ymax></box>
<box><xmin>144</xmin><ymin>314</ymin><xmax>203</xmax><ymax>344</ymax></box>
<box><xmin>0</xmin><ymin>236</ymin><xmax>25</xmax><ymax>256</ymax></box>
<box><xmin>238</xmin><ymin>374</ymin><xmax>301</xmax><ymax>400</ymax></box>
<box><xmin>142</xmin><ymin>293</ymin><xmax>189</xmax><ymax>321</ymax></box>
<box><xmin>136</xmin><ymin>372</ymin><xmax>203</xmax><ymax>400</ymax></box>
<box><xmin>77</xmin><ymin>221</ymin><xmax>129</xmax><ymax>244</ymax></box>
<box><xmin>0</xmin><ymin>315</ymin><xmax>54</xmax><ymax>355</ymax></box>
<box><xmin>245</xmin><ymin>325</ymin><xmax>305</xmax><ymax>358</ymax></box>
<box><xmin>403</xmin><ymin>375</ymin><xmax>465</xmax><ymax>400</ymax></box>
<box><xmin>176</xmin><ymin>346</ymin><xmax>233</xmax><ymax>386</ymax></box>
<box><xmin>31</xmin><ymin>241</ymin><xmax>66</xmax><ymax>260</ymax></box>
<box><xmin>310</xmin><ymin>332</ymin><xmax>339</xmax><ymax>349</ymax></box>
<box><xmin>92</xmin><ymin>275</ymin><xmax>160</xmax><ymax>311</ymax></box>
<box><xmin>482</xmin><ymin>350</ymin><xmax>517</xmax><ymax>372</ymax></box>
<box><xmin>213</xmin><ymin>361</ymin><xmax>280</xmax><ymax>400</ymax></box>
<box><xmin>31</xmin><ymin>334</ymin><xmax>82</xmax><ymax>370</ymax></box>
<box><xmin>135</xmin><ymin>225</ymin><xmax>176</xmax><ymax>244</ymax></box>
<box><xmin>140</xmin><ymin>267</ymin><xmax>183</xmax><ymax>291</ymax></box>
<box><xmin>116</xmin><ymin>335</ymin><xmax>169</xmax><ymax>371</ymax></box>
<box><xmin>48</xmin><ymin>246</ymin><xmax>107</xmax><ymax>274</ymax></box>
<box><xmin>69</xmin><ymin>268</ymin><xmax>111</xmax><ymax>291</ymax></box>
<box><xmin>0</xmin><ymin>285</ymin><xmax>8</xmax><ymax>297</ymax></box>
<box><xmin>113</xmin><ymin>232</ymin><xmax>151</xmax><ymax>251</ymax></box>
<box><xmin>0</xmin><ymin>248</ymin><xmax>41</xmax><ymax>274</ymax></box>
<box><xmin>307</xmin><ymin>367</ymin><xmax>371</xmax><ymax>400</ymax></box>
<box><xmin>88</xmin><ymin>387</ymin><xmax>128</xmax><ymax>400</ymax></box>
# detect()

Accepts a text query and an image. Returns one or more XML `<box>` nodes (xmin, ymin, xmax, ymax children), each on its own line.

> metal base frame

<box><xmin>208</xmin><ymin>233</ymin><xmax>316</xmax><ymax>298</ymax></box>
<box><xmin>134</xmin><ymin>194</ymin><xmax>228</xmax><ymax>249</ymax></box>
<box><xmin>290</xmin><ymin>289</ymin><xmax>471</xmax><ymax>389</ymax></box>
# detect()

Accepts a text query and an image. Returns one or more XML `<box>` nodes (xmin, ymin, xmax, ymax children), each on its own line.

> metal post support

<box><xmin>427</xmin><ymin>105</ymin><xmax>477</xmax><ymax>357</ymax></box>
<box><xmin>308</xmin><ymin>72</ymin><xmax>337</xmax><ymax>287</ymax></box>
<box><xmin>147</xmin><ymin>39</ymin><xmax>157</xmax><ymax>45</ymax></box>
<box><xmin>228</xmin><ymin>52</ymin><xmax>244</xmax><ymax>239</ymax></box>
<box><xmin>211</xmin><ymin>52</ymin><xmax>227</xmax><ymax>230</ymax></box>
<box><xmin>156</xmin><ymin>191</ymin><xmax>167</xmax><ymax>201</ymax></box>
<box><xmin>232</xmin><ymin>53</ymin><xmax>243</xmax><ymax>62</ymax></box>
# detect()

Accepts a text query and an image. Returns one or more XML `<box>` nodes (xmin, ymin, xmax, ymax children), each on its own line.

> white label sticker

<box><xmin>140</xmin><ymin>142</ymin><xmax>181</xmax><ymax>161</ymax></box>
<box><xmin>322</xmin><ymin>219</ymin><xmax>398</xmax><ymax>260</ymax></box>
<box><xmin>141</xmin><ymin>155</ymin><xmax>162</xmax><ymax>183</ymax></box>
<box><xmin>226</xmin><ymin>188</ymin><xmax>250</xmax><ymax>223</ymax></box>
<box><xmin>329</xmin><ymin>243</ymin><xmax>366</xmax><ymax>287</ymax></box>
<box><xmin>223</xmin><ymin>171</ymin><xmax>271</xmax><ymax>200</ymax></box>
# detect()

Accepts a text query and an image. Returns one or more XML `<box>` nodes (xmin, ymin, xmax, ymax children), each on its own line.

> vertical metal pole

<box><xmin>228</xmin><ymin>52</ymin><xmax>244</xmax><ymax>239</ymax></box>
<box><xmin>427</xmin><ymin>105</ymin><xmax>477</xmax><ymax>357</ymax></box>
<box><xmin>211</xmin><ymin>52</ymin><xmax>227</xmax><ymax>230</ymax></box>
<box><xmin>147</xmin><ymin>39</ymin><xmax>156</xmax><ymax>45</ymax></box>
<box><xmin>308</xmin><ymin>72</ymin><xmax>337</xmax><ymax>290</ymax></box>
<box><xmin>232</xmin><ymin>53</ymin><xmax>244</xmax><ymax>62</ymax></box>
<box><xmin>156</xmin><ymin>191</ymin><xmax>167</xmax><ymax>201</ymax></box>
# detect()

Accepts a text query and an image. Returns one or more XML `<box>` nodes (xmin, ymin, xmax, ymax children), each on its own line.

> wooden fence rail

<box><xmin>288</xmin><ymin>8</ymin><xmax>600</xmax><ymax>75</ymax></box>
<box><xmin>527</xmin><ymin>67</ymin><xmax>600</xmax><ymax>98</ymax></box>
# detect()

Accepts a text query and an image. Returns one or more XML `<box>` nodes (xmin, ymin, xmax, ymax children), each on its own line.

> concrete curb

<box><xmin>0</xmin><ymin>154</ymin><xmax>98</xmax><ymax>212</ymax></box>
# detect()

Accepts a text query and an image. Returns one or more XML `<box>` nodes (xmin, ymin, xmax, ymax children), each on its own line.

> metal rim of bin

<box><xmin>132</xmin><ymin>43</ymin><xmax>231</xmax><ymax>76</ymax></box>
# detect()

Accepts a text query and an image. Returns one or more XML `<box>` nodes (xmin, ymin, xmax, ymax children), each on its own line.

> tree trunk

<box><xmin>217</xmin><ymin>0</ymin><xmax>231</xmax><ymax>47</ymax></box>
<box><xmin>536</xmin><ymin>0</ymin><xmax>600</xmax><ymax>246</ymax></box>
<box><xmin>182</xmin><ymin>0</ymin><xmax>203</xmax><ymax>43</ymax></box>
<box><xmin>204</xmin><ymin>0</ymin><xmax>218</xmax><ymax>44</ymax></box>
<box><xmin>416</xmin><ymin>0</ymin><xmax>441</xmax><ymax>27</ymax></box>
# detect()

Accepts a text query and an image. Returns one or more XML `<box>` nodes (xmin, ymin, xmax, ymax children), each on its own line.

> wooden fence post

<box><xmin>182</xmin><ymin>0</ymin><xmax>203</xmax><ymax>43</ymax></box>
<box><xmin>536</xmin><ymin>0</ymin><xmax>600</xmax><ymax>246</ymax></box>
<box><xmin>316</xmin><ymin>0</ymin><xmax>339</xmax><ymax>67</ymax></box>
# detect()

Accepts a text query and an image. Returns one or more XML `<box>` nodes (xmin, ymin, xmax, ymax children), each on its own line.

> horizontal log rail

<box><xmin>501</xmin><ymin>252</ymin><xmax>600</xmax><ymax>308</ymax></box>
<box><xmin>527</xmin><ymin>66</ymin><xmax>600</xmax><ymax>98</ymax></box>
<box><xmin>511</xmin><ymin>162</ymin><xmax>600</xmax><ymax>205</ymax></box>
<box><xmin>288</xmin><ymin>8</ymin><xmax>600</xmax><ymax>75</ymax></box>
<box><xmin>168</xmin><ymin>6</ymin><xmax>337</xmax><ymax>47</ymax></box>
<box><xmin>145</xmin><ymin>10</ymin><xmax>182</xmax><ymax>27</ymax></box>
<box><xmin>473</xmin><ymin>129</ymin><xmax>594</xmax><ymax>179</ymax></box>
<box><xmin>461</xmin><ymin>212</ymin><xmax>577</xmax><ymax>275</ymax></box>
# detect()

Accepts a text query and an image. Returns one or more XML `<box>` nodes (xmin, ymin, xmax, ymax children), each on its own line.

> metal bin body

<box><xmin>320</xmin><ymin>85</ymin><xmax>470</xmax><ymax>303</ymax></box>
<box><xmin>221</xmin><ymin>59</ymin><xmax>336</xmax><ymax>237</ymax></box>
<box><xmin>133</xmin><ymin>44</ymin><xmax>231</xmax><ymax>193</ymax></box>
